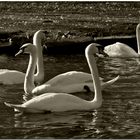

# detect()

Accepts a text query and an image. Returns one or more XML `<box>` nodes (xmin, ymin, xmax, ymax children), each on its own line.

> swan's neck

<box><xmin>24</xmin><ymin>50</ymin><xmax>37</xmax><ymax>94</ymax></box>
<box><xmin>136</xmin><ymin>28</ymin><xmax>140</xmax><ymax>54</ymax></box>
<box><xmin>33</xmin><ymin>35</ymin><xmax>44</xmax><ymax>83</ymax></box>
<box><xmin>86</xmin><ymin>54</ymin><xmax>102</xmax><ymax>106</ymax></box>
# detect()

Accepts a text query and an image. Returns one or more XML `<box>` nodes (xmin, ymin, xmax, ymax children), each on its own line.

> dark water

<box><xmin>0</xmin><ymin>54</ymin><xmax>140</xmax><ymax>138</ymax></box>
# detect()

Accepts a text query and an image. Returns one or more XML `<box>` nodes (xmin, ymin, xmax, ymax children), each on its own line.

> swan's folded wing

<box><xmin>46</xmin><ymin>71</ymin><xmax>92</xmax><ymax>86</ymax></box>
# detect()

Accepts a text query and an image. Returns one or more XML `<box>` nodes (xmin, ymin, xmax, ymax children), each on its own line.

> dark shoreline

<box><xmin>0</xmin><ymin>2</ymin><xmax>139</xmax><ymax>55</ymax></box>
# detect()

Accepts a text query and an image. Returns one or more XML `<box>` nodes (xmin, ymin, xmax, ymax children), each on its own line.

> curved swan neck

<box><xmin>33</xmin><ymin>32</ymin><xmax>44</xmax><ymax>83</ymax></box>
<box><xmin>136</xmin><ymin>25</ymin><xmax>140</xmax><ymax>54</ymax></box>
<box><xmin>85</xmin><ymin>50</ymin><xmax>102</xmax><ymax>104</ymax></box>
<box><xmin>24</xmin><ymin>48</ymin><xmax>37</xmax><ymax>94</ymax></box>
<box><xmin>33</xmin><ymin>33</ymin><xmax>42</xmax><ymax>47</ymax></box>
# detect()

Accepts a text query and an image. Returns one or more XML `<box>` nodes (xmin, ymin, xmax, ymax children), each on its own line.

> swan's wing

<box><xmin>33</xmin><ymin>75</ymin><xmax>120</xmax><ymax>94</ymax></box>
<box><xmin>46</xmin><ymin>71</ymin><xmax>92</xmax><ymax>86</ymax></box>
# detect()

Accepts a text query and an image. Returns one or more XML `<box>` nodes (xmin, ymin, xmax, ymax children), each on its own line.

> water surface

<box><xmin>0</xmin><ymin>54</ymin><xmax>140</xmax><ymax>138</ymax></box>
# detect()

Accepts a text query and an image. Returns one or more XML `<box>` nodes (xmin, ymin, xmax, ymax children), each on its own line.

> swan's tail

<box><xmin>101</xmin><ymin>75</ymin><xmax>120</xmax><ymax>89</ymax></box>
<box><xmin>4</xmin><ymin>102</ymin><xmax>25</xmax><ymax>112</ymax></box>
<box><xmin>4</xmin><ymin>102</ymin><xmax>46</xmax><ymax>113</ymax></box>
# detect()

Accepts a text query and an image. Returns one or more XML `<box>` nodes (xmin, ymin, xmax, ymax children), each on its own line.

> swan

<box><xmin>32</xmin><ymin>71</ymin><xmax>119</xmax><ymax>96</ymax></box>
<box><xmin>0</xmin><ymin>30</ymin><xmax>45</xmax><ymax>85</ymax></box>
<box><xmin>19</xmin><ymin>42</ymin><xmax>119</xmax><ymax>99</ymax></box>
<box><xmin>104</xmin><ymin>23</ymin><xmax>140</xmax><ymax>57</ymax></box>
<box><xmin>5</xmin><ymin>43</ymin><xmax>104</xmax><ymax>113</ymax></box>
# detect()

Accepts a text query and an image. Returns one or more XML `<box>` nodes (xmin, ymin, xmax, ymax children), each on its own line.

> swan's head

<box><xmin>34</xmin><ymin>30</ymin><xmax>50</xmax><ymax>40</ymax></box>
<box><xmin>136</xmin><ymin>23</ymin><xmax>140</xmax><ymax>31</ymax></box>
<box><xmin>33</xmin><ymin>30</ymin><xmax>50</xmax><ymax>47</ymax></box>
<box><xmin>86</xmin><ymin>43</ymin><xmax>108</xmax><ymax>58</ymax></box>
<box><xmin>85</xmin><ymin>43</ymin><xmax>106</xmax><ymax>57</ymax></box>
<box><xmin>15</xmin><ymin>43</ymin><xmax>36</xmax><ymax>56</ymax></box>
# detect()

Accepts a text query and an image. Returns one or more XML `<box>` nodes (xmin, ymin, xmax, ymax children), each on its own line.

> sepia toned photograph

<box><xmin>0</xmin><ymin>1</ymin><xmax>139</xmax><ymax>139</ymax></box>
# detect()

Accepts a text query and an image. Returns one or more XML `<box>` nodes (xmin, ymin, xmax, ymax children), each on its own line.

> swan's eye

<box><xmin>20</xmin><ymin>46</ymin><xmax>27</xmax><ymax>53</ymax></box>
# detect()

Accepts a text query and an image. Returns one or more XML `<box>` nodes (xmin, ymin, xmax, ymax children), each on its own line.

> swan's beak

<box><xmin>43</xmin><ymin>44</ymin><xmax>47</xmax><ymax>50</ymax></box>
<box><xmin>94</xmin><ymin>53</ymin><xmax>103</xmax><ymax>58</ymax></box>
<box><xmin>15</xmin><ymin>49</ymin><xmax>24</xmax><ymax>56</ymax></box>
<box><xmin>97</xmin><ymin>46</ymin><xmax>109</xmax><ymax>57</ymax></box>
<box><xmin>100</xmin><ymin>50</ymin><xmax>109</xmax><ymax>57</ymax></box>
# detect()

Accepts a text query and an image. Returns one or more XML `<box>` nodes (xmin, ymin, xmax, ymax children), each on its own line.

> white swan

<box><xmin>32</xmin><ymin>71</ymin><xmax>119</xmax><ymax>96</ymax></box>
<box><xmin>0</xmin><ymin>30</ymin><xmax>45</xmax><ymax>85</ymax></box>
<box><xmin>5</xmin><ymin>43</ymin><xmax>104</xmax><ymax>113</ymax></box>
<box><xmin>104</xmin><ymin>23</ymin><xmax>140</xmax><ymax>57</ymax></box>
